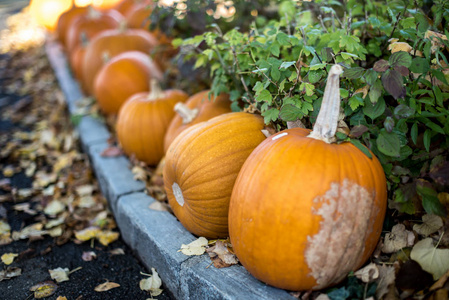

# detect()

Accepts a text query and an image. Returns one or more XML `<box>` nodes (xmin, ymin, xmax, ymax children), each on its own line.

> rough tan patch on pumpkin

<box><xmin>172</xmin><ymin>182</ymin><xmax>184</xmax><ymax>206</ymax></box>
<box><xmin>305</xmin><ymin>179</ymin><xmax>375</xmax><ymax>289</ymax></box>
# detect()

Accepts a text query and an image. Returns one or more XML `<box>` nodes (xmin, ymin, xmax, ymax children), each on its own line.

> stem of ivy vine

<box><xmin>231</xmin><ymin>47</ymin><xmax>255</xmax><ymax>103</ymax></box>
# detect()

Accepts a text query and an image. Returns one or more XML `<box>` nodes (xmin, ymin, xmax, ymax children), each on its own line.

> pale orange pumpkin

<box><xmin>65</xmin><ymin>6</ymin><xmax>124</xmax><ymax>54</ymax></box>
<box><xmin>56</xmin><ymin>5</ymin><xmax>89</xmax><ymax>48</ymax></box>
<box><xmin>93</xmin><ymin>51</ymin><xmax>163</xmax><ymax>115</ymax></box>
<box><xmin>228</xmin><ymin>65</ymin><xmax>387</xmax><ymax>291</ymax></box>
<box><xmin>163</xmin><ymin>112</ymin><xmax>267</xmax><ymax>239</ymax></box>
<box><xmin>69</xmin><ymin>34</ymin><xmax>88</xmax><ymax>82</ymax></box>
<box><xmin>163</xmin><ymin>91</ymin><xmax>232</xmax><ymax>153</ymax></box>
<box><xmin>116</xmin><ymin>81</ymin><xmax>188</xmax><ymax>165</ymax></box>
<box><xmin>29</xmin><ymin>0</ymin><xmax>73</xmax><ymax>32</ymax></box>
<box><xmin>114</xmin><ymin>0</ymin><xmax>152</xmax><ymax>16</ymax></box>
<box><xmin>81</xmin><ymin>24</ymin><xmax>159</xmax><ymax>95</ymax></box>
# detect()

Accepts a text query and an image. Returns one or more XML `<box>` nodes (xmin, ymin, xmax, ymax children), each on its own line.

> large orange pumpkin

<box><xmin>65</xmin><ymin>6</ymin><xmax>124</xmax><ymax>54</ymax></box>
<box><xmin>81</xmin><ymin>25</ymin><xmax>159</xmax><ymax>95</ymax></box>
<box><xmin>69</xmin><ymin>34</ymin><xmax>88</xmax><ymax>82</ymax></box>
<box><xmin>228</xmin><ymin>65</ymin><xmax>387</xmax><ymax>291</ymax></box>
<box><xmin>56</xmin><ymin>5</ymin><xmax>89</xmax><ymax>48</ymax></box>
<box><xmin>163</xmin><ymin>112</ymin><xmax>267</xmax><ymax>239</ymax></box>
<box><xmin>163</xmin><ymin>91</ymin><xmax>232</xmax><ymax>152</ymax></box>
<box><xmin>29</xmin><ymin>0</ymin><xmax>73</xmax><ymax>32</ymax></box>
<box><xmin>114</xmin><ymin>0</ymin><xmax>152</xmax><ymax>16</ymax></box>
<box><xmin>116</xmin><ymin>81</ymin><xmax>188</xmax><ymax>165</ymax></box>
<box><xmin>93</xmin><ymin>51</ymin><xmax>163</xmax><ymax>115</ymax></box>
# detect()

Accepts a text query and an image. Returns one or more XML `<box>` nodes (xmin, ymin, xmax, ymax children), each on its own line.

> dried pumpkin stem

<box><xmin>118</xmin><ymin>20</ymin><xmax>128</xmax><ymax>33</ymax></box>
<box><xmin>308</xmin><ymin>64</ymin><xmax>343</xmax><ymax>143</ymax></box>
<box><xmin>174</xmin><ymin>102</ymin><xmax>198</xmax><ymax>124</ymax></box>
<box><xmin>147</xmin><ymin>79</ymin><xmax>164</xmax><ymax>100</ymax></box>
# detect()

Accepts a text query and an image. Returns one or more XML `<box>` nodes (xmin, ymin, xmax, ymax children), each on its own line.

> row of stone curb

<box><xmin>45</xmin><ymin>40</ymin><xmax>296</xmax><ymax>300</ymax></box>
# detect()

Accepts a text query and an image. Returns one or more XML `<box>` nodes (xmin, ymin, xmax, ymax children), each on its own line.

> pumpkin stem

<box><xmin>118</xmin><ymin>20</ymin><xmax>128</xmax><ymax>33</ymax></box>
<box><xmin>147</xmin><ymin>79</ymin><xmax>164</xmax><ymax>100</ymax></box>
<box><xmin>174</xmin><ymin>102</ymin><xmax>199</xmax><ymax>124</ymax></box>
<box><xmin>101</xmin><ymin>51</ymin><xmax>110</xmax><ymax>64</ymax></box>
<box><xmin>80</xmin><ymin>31</ymin><xmax>89</xmax><ymax>48</ymax></box>
<box><xmin>308</xmin><ymin>64</ymin><xmax>343</xmax><ymax>143</ymax></box>
<box><xmin>87</xmin><ymin>5</ymin><xmax>101</xmax><ymax>19</ymax></box>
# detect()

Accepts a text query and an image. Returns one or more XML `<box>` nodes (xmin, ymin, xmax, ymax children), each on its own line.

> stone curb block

<box><xmin>88</xmin><ymin>142</ymin><xmax>146</xmax><ymax>213</ymax></box>
<box><xmin>46</xmin><ymin>40</ymin><xmax>295</xmax><ymax>300</ymax></box>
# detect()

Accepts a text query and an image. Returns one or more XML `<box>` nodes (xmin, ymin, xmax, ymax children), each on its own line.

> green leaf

<box><xmin>309</xmin><ymin>70</ymin><xmax>324</xmax><ymax>84</ymax></box>
<box><xmin>364</xmin><ymin>69</ymin><xmax>378</xmax><ymax>85</ymax></box>
<box><xmin>411</xmin><ymin>122</ymin><xmax>418</xmax><ymax>145</ymax></box>
<box><xmin>384</xmin><ymin>116</ymin><xmax>395</xmax><ymax>132</ymax></box>
<box><xmin>433</xmin><ymin>86</ymin><xmax>443</xmax><ymax>107</ymax></box>
<box><xmin>279</xmin><ymin>104</ymin><xmax>303</xmax><ymax>121</ymax></box>
<box><xmin>373</xmin><ymin>59</ymin><xmax>390</xmax><ymax>72</ymax></box>
<box><xmin>431</xmin><ymin>69</ymin><xmax>448</xmax><ymax>85</ymax></box>
<box><xmin>340</xmin><ymin>52</ymin><xmax>359</xmax><ymax>60</ymax></box>
<box><xmin>389</xmin><ymin>51</ymin><xmax>412</xmax><ymax>68</ymax></box>
<box><xmin>253</xmin><ymin>81</ymin><xmax>264</xmax><ymax>93</ymax></box>
<box><xmin>410</xmin><ymin>57</ymin><xmax>430</xmax><ymax>74</ymax></box>
<box><xmin>423</xmin><ymin>129</ymin><xmax>431</xmax><ymax>152</ymax></box>
<box><xmin>381</xmin><ymin>69</ymin><xmax>406</xmax><ymax>99</ymax></box>
<box><xmin>363</xmin><ymin>97</ymin><xmax>385</xmax><ymax>120</ymax></box>
<box><xmin>368</xmin><ymin>80</ymin><xmax>383</xmax><ymax>103</ymax></box>
<box><xmin>416</xmin><ymin>181</ymin><xmax>446</xmax><ymax>216</ymax></box>
<box><xmin>270</xmin><ymin>42</ymin><xmax>280</xmax><ymax>57</ymax></box>
<box><xmin>343</xmin><ymin>67</ymin><xmax>365</xmax><ymax>79</ymax></box>
<box><xmin>394</xmin><ymin>104</ymin><xmax>415</xmax><ymax>119</ymax></box>
<box><xmin>376</xmin><ymin>130</ymin><xmax>401</xmax><ymax>157</ymax></box>
<box><xmin>350</xmin><ymin>139</ymin><xmax>373</xmax><ymax>159</ymax></box>
<box><xmin>309</xmin><ymin>63</ymin><xmax>326</xmax><ymax>70</ymax></box>
<box><xmin>339</xmin><ymin>34</ymin><xmax>360</xmax><ymax>52</ymax></box>
<box><xmin>348</xmin><ymin>95</ymin><xmax>364</xmax><ymax>111</ymax></box>
<box><xmin>339</xmin><ymin>88</ymin><xmax>349</xmax><ymax>99</ymax></box>
<box><xmin>425</xmin><ymin>121</ymin><xmax>445</xmax><ymax>135</ymax></box>
<box><xmin>276</xmin><ymin>32</ymin><xmax>290</xmax><ymax>46</ymax></box>
<box><xmin>256</xmin><ymin>89</ymin><xmax>272</xmax><ymax>104</ymax></box>
<box><xmin>280</xmin><ymin>61</ymin><xmax>296</xmax><ymax>69</ymax></box>
<box><xmin>262</xmin><ymin>108</ymin><xmax>279</xmax><ymax>123</ymax></box>
<box><xmin>271</xmin><ymin>67</ymin><xmax>280</xmax><ymax>81</ymax></box>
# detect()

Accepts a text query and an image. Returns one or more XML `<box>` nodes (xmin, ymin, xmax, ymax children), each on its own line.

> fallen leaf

<box><xmin>411</xmin><ymin>237</ymin><xmax>449</xmax><ymax>280</ymax></box>
<box><xmin>101</xmin><ymin>146</ymin><xmax>124</xmax><ymax>157</ymax></box>
<box><xmin>30</xmin><ymin>281</ymin><xmax>58</xmax><ymax>299</ymax></box>
<box><xmin>132</xmin><ymin>166</ymin><xmax>147</xmax><ymax>181</ymax></box>
<box><xmin>382</xmin><ymin>224</ymin><xmax>415</xmax><ymax>253</ymax></box>
<box><xmin>1</xmin><ymin>253</ymin><xmax>18</xmax><ymax>265</ymax></box>
<box><xmin>148</xmin><ymin>201</ymin><xmax>170</xmax><ymax>212</ymax></box>
<box><xmin>179</xmin><ymin>237</ymin><xmax>208</xmax><ymax>256</ymax></box>
<box><xmin>140</xmin><ymin>268</ymin><xmax>163</xmax><ymax>296</ymax></box>
<box><xmin>206</xmin><ymin>240</ymin><xmax>238</xmax><ymax>268</ymax></box>
<box><xmin>49</xmin><ymin>267</ymin><xmax>69</xmax><ymax>283</ymax></box>
<box><xmin>430</xmin><ymin>269</ymin><xmax>449</xmax><ymax>291</ymax></box>
<box><xmin>74</xmin><ymin>227</ymin><xmax>101</xmax><ymax>242</ymax></box>
<box><xmin>0</xmin><ymin>267</ymin><xmax>22</xmax><ymax>281</ymax></box>
<box><xmin>94</xmin><ymin>281</ymin><xmax>120</xmax><ymax>292</ymax></box>
<box><xmin>413</xmin><ymin>214</ymin><xmax>443</xmax><ymax>236</ymax></box>
<box><xmin>96</xmin><ymin>230</ymin><xmax>119</xmax><ymax>246</ymax></box>
<box><xmin>388</xmin><ymin>41</ymin><xmax>413</xmax><ymax>53</ymax></box>
<box><xmin>44</xmin><ymin>200</ymin><xmax>65</xmax><ymax>216</ymax></box>
<box><xmin>75</xmin><ymin>185</ymin><xmax>95</xmax><ymax>196</ymax></box>
<box><xmin>3</xmin><ymin>166</ymin><xmax>14</xmax><ymax>177</ymax></box>
<box><xmin>354</xmin><ymin>263</ymin><xmax>379</xmax><ymax>283</ymax></box>
<box><xmin>82</xmin><ymin>251</ymin><xmax>97</xmax><ymax>261</ymax></box>
<box><xmin>109</xmin><ymin>248</ymin><xmax>125</xmax><ymax>255</ymax></box>
<box><xmin>375</xmin><ymin>265</ymin><xmax>396</xmax><ymax>300</ymax></box>
<box><xmin>395</xmin><ymin>259</ymin><xmax>434</xmax><ymax>291</ymax></box>
<box><xmin>56</xmin><ymin>296</ymin><xmax>68</xmax><ymax>300</ymax></box>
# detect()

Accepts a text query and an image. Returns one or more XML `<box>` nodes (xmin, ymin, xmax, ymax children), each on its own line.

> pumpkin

<box><xmin>81</xmin><ymin>24</ymin><xmax>159</xmax><ymax>95</ymax></box>
<box><xmin>163</xmin><ymin>112</ymin><xmax>267</xmax><ymax>239</ymax></box>
<box><xmin>91</xmin><ymin>0</ymin><xmax>123</xmax><ymax>10</ymax></box>
<box><xmin>163</xmin><ymin>91</ymin><xmax>232</xmax><ymax>153</ymax></box>
<box><xmin>93</xmin><ymin>51</ymin><xmax>163</xmax><ymax>115</ymax></box>
<box><xmin>116</xmin><ymin>81</ymin><xmax>188</xmax><ymax>165</ymax></box>
<box><xmin>29</xmin><ymin>0</ymin><xmax>73</xmax><ymax>32</ymax></box>
<box><xmin>56</xmin><ymin>5</ymin><xmax>89</xmax><ymax>48</ymax></box>
<box><xmin>65</xmin><ymin>6</ymin><xmax>123</xmax><ymax>54</ymax></box>
<box><xmin>228</xmin><ymin>65</ymin><xmax>387</xmax><ymax>291</ymax></box>
<box><xmin>69</xmin><ymin>34</ymin><xmax>88</xmax><ymax>81</ymax></box>
<box><xmin>114</xmin><ymin>0</ymin><xmax>152</xmax><ymax>16</ymax></box>
<box><xmin>124</xmin><ymin>1</ymin><xmax>152</xmax><ymax>29</ymax></box>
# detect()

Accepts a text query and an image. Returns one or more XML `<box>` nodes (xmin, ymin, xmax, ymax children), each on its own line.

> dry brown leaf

<box><xmin>382</xmin><ymin>224</ymin><xmax>414</xmax><ymax>253</ymax></box>
<box><xmin>430</xmin><ymin>269</ymin><xmax>449</xmax><ymax>291</ymax></box>
<box><xmin>354</xmin><ymin>263</ymin><xmax>380</xmax><ymax>283</ymax></box>
<box><xmin>179</xmin><ymin>237</ymin><xmax>208</xmax><ymax>256</ymax></box>
<box><xmin>100</xmin><ymin>146</ymin><xmax>124</xmax><ymax>157</ymax></box>
<box><xmin>413</xmin><ymin>214</ymin><xmax>443</xmax><ymax>236</ymax></box>
<box><xmin>411</xmin><ymin>237</ymin><xmax>449</xmax><ymax>280</ymax></box>
<box><xmin>82</xmin><ymin>251</ymin><xmax>97</xmax><ymax>261</ymax></box>
<box><xmin>388</xmin><ymin>41</ymin><xmax>413</xmax><ymax>53</ymax></box>
<box><xmin>109</xmin><ymin>248</ymin><xmax>125</xmax><ymax>255</ymax></box>
<box><xmin>0</xmin><ymin>267</ymin><xmax>22</xmax><ymax>281</ymax></box>
<box><xmin>49</xmin><ymin>267</ymin><xmax>69</xmax><ymax>283</ymax></box>
<box><xmin>1</xmin><ymin>253</ymin><xmax>18</xmax><ymax>265</ymax></box>
<box><xmin>375</xmin><ymin>265</ymin><xmax>396</xmax><ymax>300</ymax></box>
<box><xmin>139</xmin><ymin>268</ymin><xmax>163</xmax><ymax>296</ymax></box>
<box><xmin>30</xmin><ymin>281</ymin><xmax>58</xmax><ymax>299</ymax></box>
<box><xmin>132</xmin><ymin>166</ymin><xmax>148</xmax><ymax>182</ymax></box>
<box><xmin>206</xmin><ymin>240</ymin><xmax>238</xmax><ymax>268</ymax></box>
<box><xmin>94</xmin><ymin>281</ymin><xmax>120</xmax><ymax>292</ymax></box>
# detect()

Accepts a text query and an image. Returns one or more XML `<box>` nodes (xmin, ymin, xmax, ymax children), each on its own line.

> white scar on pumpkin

<box><xmin>172</xmin><ymin>182</ymin><xmax>184</xmax><ymax>206</ymax></box>
<box><xmin>305</xmin><ymin>179</ymin><xmax>376</xmax><ymax>289</ymax></box>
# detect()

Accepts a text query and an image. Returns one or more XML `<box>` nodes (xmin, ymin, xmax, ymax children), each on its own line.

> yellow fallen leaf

<box><xmin>96</xmin><ymin>230</ymin><xmax>119</xmax><ymax>246</ymax></box>
<box><xmin>56</xmin><ymin>296</ymin><xmax>68</xmax><ymax>300</ymax></box>
<box><xmin>3</xmin><ymin>166</ymin><xmax>14</xmax><ymax>177</ymax></box>
<box><xmin>94</xmin><ymin>281</ymin><xmax>120</xmax><ymax>292</ymax></box>
<box><xmin>179</xmin><ymin>237</ymin><xmax>208</xmax><ymax>256</ymax></box>
<box><xmin>140</xmin><ymin>268</ymin><xmax>163</xmax><ymax>296</ymax></box>
<box><xmin>1</xmin><ymin>253</ymin><xmax>18</xmax><ymax>265</ymax></box>
<box><xmin>387</xmin><ymin>41</ymin><xmax>412</xmax><ymax>53</ymax></box>
<box><xmin>74</xmin><ymin>227</ymin><xmax>101</xmax><ymax>242</ymax></box>
<box><xmin>30</xmin><ymin>281</ymin><xmax>58</xmax><ymax>299</ymax></box>
<box><xmin>49</xmin><ymin>267</ymin><xmax>69</xmax><ymax>283</ymax></box>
